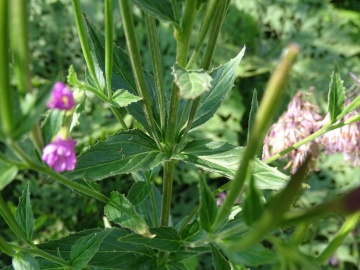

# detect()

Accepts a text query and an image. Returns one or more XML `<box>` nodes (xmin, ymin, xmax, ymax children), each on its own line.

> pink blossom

<box><xmin>47</xmin><ymin>82</ymin><xmax>75</xmax><ymax>110</ymax></box>
<box><xmin>42</xmin><ymin>138</ymin><xmax>77</xmax><ymax>172</ymax></box>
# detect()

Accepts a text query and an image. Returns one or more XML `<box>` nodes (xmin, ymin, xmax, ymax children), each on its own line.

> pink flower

<box><xmin>47</xmin><ymin>82</ymin><xmax>75</xmax><ymax>110</ymax></box>
<box><xmin>42</xmin><ymin>138</ymin><xmax>77</xmax><ymax>172</ymax></box>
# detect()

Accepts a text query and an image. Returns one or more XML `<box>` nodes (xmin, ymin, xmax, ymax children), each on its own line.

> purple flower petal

<box><xmin>47</xmin><ymin>82</ymin><xmax>75</xmax><ymax>110</ymax></box>
<box><xmin>42</xmin><ymin>138</ymin><xmax>77</xmax><ymax>172</ymax></box>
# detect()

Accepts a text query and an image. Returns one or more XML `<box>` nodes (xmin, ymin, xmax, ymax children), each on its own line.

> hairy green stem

<box><xmin>118</xmin><ymin>0</ymin><xmax>161</xmax><ymax>147</ymax></box>
<box><xmin>105</xmin><ymin>0</ymin><xmax>113</xmax><ymax>98</ymax></box>
<box><xmin>212</xmin><ymin>44</ymin><xmax>299</xmax><ymax>231</ymax></box>
<box><xmin>316</xmin><ymin>212</ymin><xmax>360</xmax><ymax>264</ymax></box>
<box><xmin>71</xmin><ymin>0</ymin><xmax>102</xmax><ymax>91</ymax></box>
<box><xmin>145</xmin><ymin>14</ymin><xmax>166</xmax><ymax>132</ymax></box>
<box><xmin>0</xmin><ymin>0</ymin><xmax>14</xmax><ymax>136</ymax></box>
<box><xmin>161</xmin><ymin>160</ymin><xmax>176</xmax><ymax>226</ymax></box>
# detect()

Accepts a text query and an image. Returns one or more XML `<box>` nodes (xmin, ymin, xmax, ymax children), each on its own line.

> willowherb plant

<box><xmin>0</xmin><ymin>0</ymin><xmax>360</xmax><ymax>269</ymax></box>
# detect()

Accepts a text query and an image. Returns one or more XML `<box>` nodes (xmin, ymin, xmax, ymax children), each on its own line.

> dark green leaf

<box><xmin>191</xmin><ymin>47</ymin><xmax>245</xmax><ymax>130</ymax></box>
<box><xmin>223</xmin><ymin>243</ymin><xmax>278</xmax><ymax>266</ymax></box>
<box><xmin>105</xmin><ymin>191</ymin><xmax>153</xmax><ymax>237</ymax></box>
<box><xmin>247</xmin><ymin>90</ymin><xmax>258</xmax><ymax>144</ymax></box>
<box><xmin>0</xmin><ymin>161</ymin><xmax>18</xmax><ymax>190</ymax></box>
<box><xmin>127</xmin><ymin>181</ymin><xmax>151</xmax><ymax>206</ymax></box>
<box><xmin>180</xmin><ymin>220</ymin><xmax>205</xmax><ymax>243</ymax></box>
<box><xmin>119</xmin><ymin>227</ymin><xmax>181</xmax><ymax>252</ymax></box>
<box><xmin>15</xmin><ymin>182</ymin><xmax>34</xmax><ymax>241</ymax></box>
<box><xmin>137</xmin><ymin>183</ymin><xmax>162</xmax><ymax>227</ymax></box>
<box><xmin>111</xmin><ymin>89</ymin><xmax>142</xmax><ymax>108</ymax></box>
<box><xmin>131</xmin><ymin>0</ymin><xmax>176</xmax><ymax>24</ymax></box>
<box><xmin>13</xmin><ymin>252</ymin><xmax>40</xmax><ymax>270</ymax></box>
<box><xmin>65</xmin><ymin>129</ymin><xmax>167</xmax><ymax>181</ymax></box>
<box><xmin>210</xmin><ymin>243</ymin><xmax>231</xmax><ymax>270</ymax></box>
<box><xmin>70</xmin><ymin>229</ymin><xmax>112</xmax><ymax>270</ymax></box>
<box><xmin>242</xmin><ymin>176</ymin><xmax>264</xmax><ymax>226</ymax></box>
<box><xmin>328</xmin><ymin>62</ymin><xmax>345</xmax><ymax>123</ymax></box>
<box><xmin>198</xmin><ymin>178</ymin><xmax>217</xmax><ymax>232</ymax></box>
<box><xmin>173</xmin><ymin>64</ymin><xmax>212</xmax><ymax>99</ymax></box>
<box><xmin>175</xmin><ymin>140</ymin><xmax>289</xmax><ymax>190</ymax></box>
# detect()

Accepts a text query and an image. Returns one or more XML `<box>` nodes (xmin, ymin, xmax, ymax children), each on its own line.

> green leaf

<box><xmin>0</xmin><ymin>162</ymin><xmax>18</xmax><ymax>190</ymax></box>
<box><xmin>173</xmin><ymin>64</ymin><xmax>212</xmax><ymax>99</ymax></box>
<box><xmin>67</xmin><ymin>65</ymin><xmax>80</xmax><ymax>87</ymax></box>
<box><xmin>328</xmin><ymin>62</ymin><xmax>345</xmax><ymax>123</ymax></box>
<box><xmin>119</xmin><ymin>227</ymin><xmax>181</xmax><ymax>252</ymax></box>
<box><xmin>180</xmin><ymin>220</ymin><xmax>205</xmax><ymax>243</ymax></box>
<box><xmin>65</xmin><ymin>129</ymin><xmax>167</xmax><ymax>181</ymax></box>
<box><xmin>198</xmin><ymin>178</ymin><xmax>217</xmax><ymax>232</ymax></box>
<box><xmin>127</xmin><ymin>181</ymin><xmax>151</xmax><ymax>206</ymax></box>
<box><xmin>131</xmin><ymin>0</ymin><xmax>176</xmax><ymax>24</ymax></box>
<box><xmin>247</xmin><ymin>90</ymin><xmax>258</xmax><ymax>144</ymax></box>
<box><xmin>175</xmin><ymin>140</ymin><xmax>289</xmax><ymax>190</ymax></box>
<box><xmin>105</xmin><ymin>191</ymin><xmax>153</xmax><ymax>237</ymax></box>
<box><xmin>242</xmin><ymin>176</ymin><xmax>264</xmax><ymax>226</ymax></box>
<box><xmin>13</xmin><ymin>252</ymin><xmax>40</xmax><ymax>270</ymax></box>
<box><xmin>191</xmin><ymin>47</ymin><xmax>245</xmax><ymax>130</ymax></box>
<box><xmin>41</xmin><ymin>110</ymin><xmax>63</xmax><ymax>145</ymax></box>
<box><xmin>223</xmin><ymin>243</ymin><xmax>278</xmax><ymax>266</ymax></box>
<box><xmin>15</xmin><ymin>182</ymin><xmax>34</xmax><ymax>241</ymax></box>
<box><xmin>70</xmin><ymin>229</ymin><xmax>112</xmax><ymax>270</ymax></box>
<box><xmin>210</xmin><ymin>243</ymin><xmax>231</xmax><ymax>270</ymax></box>
<box><xmin>111</xmin><ymin>89</ymin><xmax>142</xmax><ymax>108</ymax></box>
<box><xmin>38</xmin><ymin>228</ymin><xmax>155</xmax><ymax>269</ymax></box>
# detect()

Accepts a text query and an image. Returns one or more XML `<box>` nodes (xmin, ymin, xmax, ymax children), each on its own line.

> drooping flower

<box><xmin>42</xmin><ymin>137</ymin><xmax>77</xmax><ymax>172</ymax></box>
<box><xmin>262</xmin><ymin>91</ymin><xmax>322</xmax><ymax>174</ymax></box>
<box><xmin>47</xmin><ymin>82</ymin><xmax>75</xmax><ymax>110</ymax></box>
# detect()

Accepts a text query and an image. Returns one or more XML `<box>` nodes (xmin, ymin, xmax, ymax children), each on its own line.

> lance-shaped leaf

<box><xmin>328</xmin><ymin>62</ymin><xmax>345</xmax><ymax>123</ymax></box>
<box><xmin>105</xmin><ymin>191</ymin><xmax>154</xmax><ymax>237</ymax></box>
<box><xmin>131</xmin><ymin>0</ymin><xmax>176</xmax><ymax>24</ymax></box>
<box><xmin>247</xmin><ymin>90</ymin><xmax>258</xmax><ymax>144</ymax></box>
<box><xmin>173</xmin><ymin>64</ymin><xmax>212</xmax><ymax>99</ymax></box>
<box><xmin>119</xmin><ymin>227</ymin><xmax>180</xmax><ymax>252</ymax></box>
<box><xmin>0</xmin><ymin>162</ymin><xmax>18</xmax><ymax>190</ymax></box>
<box><xmin>198</xmin><ymin>178</ymin><xmax>217</xmax><ymax>232</ymax></box>
<box><xmin>210</xmin><ymin>244</ymin><xmax>231</xmax><ymax>270</ymax></box>
<box><xmin>191</xmin><ymin>47</ymin><xmax>245</xmax><ymax>130</ymax></box>
<box><xmin>127</xmin><ymin>181</ymin><xmax>151</xmax><ymax>206</ymax></box>
<box><xmin>65</xmin><ymin>129</ymin><xmax>167</xmax><ymax>181</ymax></box>
<box><xmin>175</xmin><ymin>140</ymin><xmax>289</xmax><ymax>190</ymax></box>
<box><xmin>16</xmin><ymin>182</ymin><xmax>34</xmax><ymax>241</ymax></box>
<box><xmin>70</xmin><ymin>229</ymin><xmax>112</xmax><ymax>270</ymax></box>
<box><xmin>111</xmin><ymin>89</ymin><xmax>142</xmax><ymax>108</ymax></box>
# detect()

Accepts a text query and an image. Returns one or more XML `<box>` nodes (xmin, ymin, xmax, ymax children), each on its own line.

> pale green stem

<box><xmin>105</xmin><ymin>0</ymin><xmax>113</xmax><ymax>99</ymax></box>
<box><xmin>161</xmin><ymin>160</ymin><xmax>176</xmax><ymax>226</ymax></box>
<box><xmin>118</xmin><ymin>0</ymin><xmax>162</xmax><ymax>147</ymax></box>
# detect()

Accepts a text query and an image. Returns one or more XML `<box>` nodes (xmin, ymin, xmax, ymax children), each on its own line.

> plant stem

<box><xmin>212</xmin><ymin>44</ymin><xmax>299</xmax><ymax>231</ymax></box>
<box><xmin>71</xmin><ymin>0</ymin><xmax>102</xmax><ymax>91</ymax></box>
<box><xmin>161</xmin><ymin>160</ymin><xmax>175</xmax><ymax>226</ymax></box>
<box><xmin>0</xmin><ymin>0</ymin><xmax>14</xmax><ymax>136</ymax></box>
<box><xmin>0</xmin><ymin>235</ymin><xmax>16</xmax><ymax>257</ymax></box>
<box><xmin>165</xmin><ymin>0</ymin><xmax>197</xmax><ymax>147</ymax></box>
<box><xmin>105</xmin><ymin>0</ymin><xmax>113</xmax><ymax>99</ymax></box>
<box><xmin>145</xmin><ymin>14</ymin><xmax>166</xmax><ymax>132</ymax></box>
<box><xmin>316</xmin><ymin>212</ymin><xmax>360</xmax><ymax>264</ymax></box>
<box><xmin>118</xmin><ymin>0</ymin><xmax>162</xmax><ymax>147</ymax></box>
<box><xmin>23</xmin><ymin>246</ymin><xmax>70</xmax><ymax>267</ymax></box>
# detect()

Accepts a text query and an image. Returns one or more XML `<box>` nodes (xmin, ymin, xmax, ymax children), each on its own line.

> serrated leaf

<box><xmin>242</xmin><ymin>176</ymin><xmax>264</xmax><ymax>226</ymax></box>
<box><xmin>70</xmin><ymin>229</ymin><xmax>112</xmax><ymax>270</ymax></box>
<box><xmin>199</xmin><ymin>178</ymin><xmax>217</xmax><ymax>232</ymax></box>
<box><xmin>15</xmin><ymin>182</ymin><xmax>34</xmax><ymax>241</ymax></box>
<box><xmin>132</xmin><ymin>0</ymin><xmax>176</xmax><ymax>24</ymax></box>
<box><xmin>175</xmin><ymin>140</ymin><xmax>289</xmax><ymax>190</ymax></box>
<box><xmin>127</xmin><ymin>181</ymin><xmax>151</xmax><ymax>206</ymax></box>
<box><xmin>247</xmin><ymin>90</ymin><xmax>258</xmax><ymax>144</ymax></box>
<box><xmin>0</xmin><ymin>162</ymin><xmax>18</xmax><ymax>190</ymax></box>
<box><xmin>65</xmin><ymin>129</ymin><xmax>167</xmax><ymax>181</ymax></box>
<box><xmin>111</xmin><ymin>89</ymin><xmax>142</xmax><ymax>108</ymax></box>
<box><xmin>67</xmin><ymin>65</ymin><xmax>80</xmax><ymax>87</ymax></box>
<box><xmin>105</xmin><ymin>191</ymin><xmax>153</xmax><ymax>237</ymax></box>
<box><xmin>119</xmin><ymin>227</ymin><xmax>180</xmax><ymax>252</ymax></box>
<box><xmin>13</xmin><ymin>252</ymin><xmax>40</xmax><ymax>270</ymax></box>
<box><xmin>191</xmin><ymin>47</ymin><xmax>245</xmax><ymax>130</ymax></box>
<box><xmin>173</xmin><ymin>64</ymin><xmax>212</xmax><ymax>99</ymax></box>
<box><xmin>210</xmin><ymin>243</ymin><xmax>231</xmax><ymax>270</ymax></box>
<box><xmin>328</xmin><ymin>62</ymin><xmax>345</xmax><ymax>123</ymax></box>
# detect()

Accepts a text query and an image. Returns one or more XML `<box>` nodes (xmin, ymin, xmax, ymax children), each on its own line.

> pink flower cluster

<box><xmin>41</xmin><ymin>82</ymin><xmax>77</xmax><ymax>172</ymax></box>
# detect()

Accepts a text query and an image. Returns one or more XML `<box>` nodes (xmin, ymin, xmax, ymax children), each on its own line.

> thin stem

<box><xmin>171</xmin><ymin>0</ymin><xmax>180</xmax><ymax>24</ymax></box>
<box><xmin>118</xmin><ymin>0</ymin><xmax>162</xmax><ymax>147</ymax></box>
<box><xmin>316</xmin><ymin>212</ymin><xmax>360</xmax><ymax>264</ymax></box>
<box><xmin>145</xmin><ymin>14</ymin><xmax>166</xmax><ymax>132</ymax></box>
<box><xmin>105</xmin><ymin>0</ymin><xmax>113</xmax><ymax>99</ymax></box>
<box><xmin>212</xmin><ymin>44</ymin><xmax>299</xmax><ymax>231</ymax></box>
<box><xmin>150</xmin><ymin>184</ymin><xmax>159</xmax><ymax>227</ymax></box>
<box><xmin>71</xmin><ymin>0</ymin><xmax>102</xmax><ymax>91</ymax></box>
<box><xmin>23</xmin><ymin>246</ymin><xmax>70</xmax><ymax>267</ymax></box>
<box><xmin>0</xmin><ymin>0</ymin><xmax>14</xmax><ymax>136</ymax></box>
<box><xmin>0</xmin><ymin>235</ymin><xmax>16</xmax><ymax>257</ymax></box>
<box><xmin>161</xmin><ymin>160</ymin><xmax>175</xmax><ymax>226</ymax></box>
